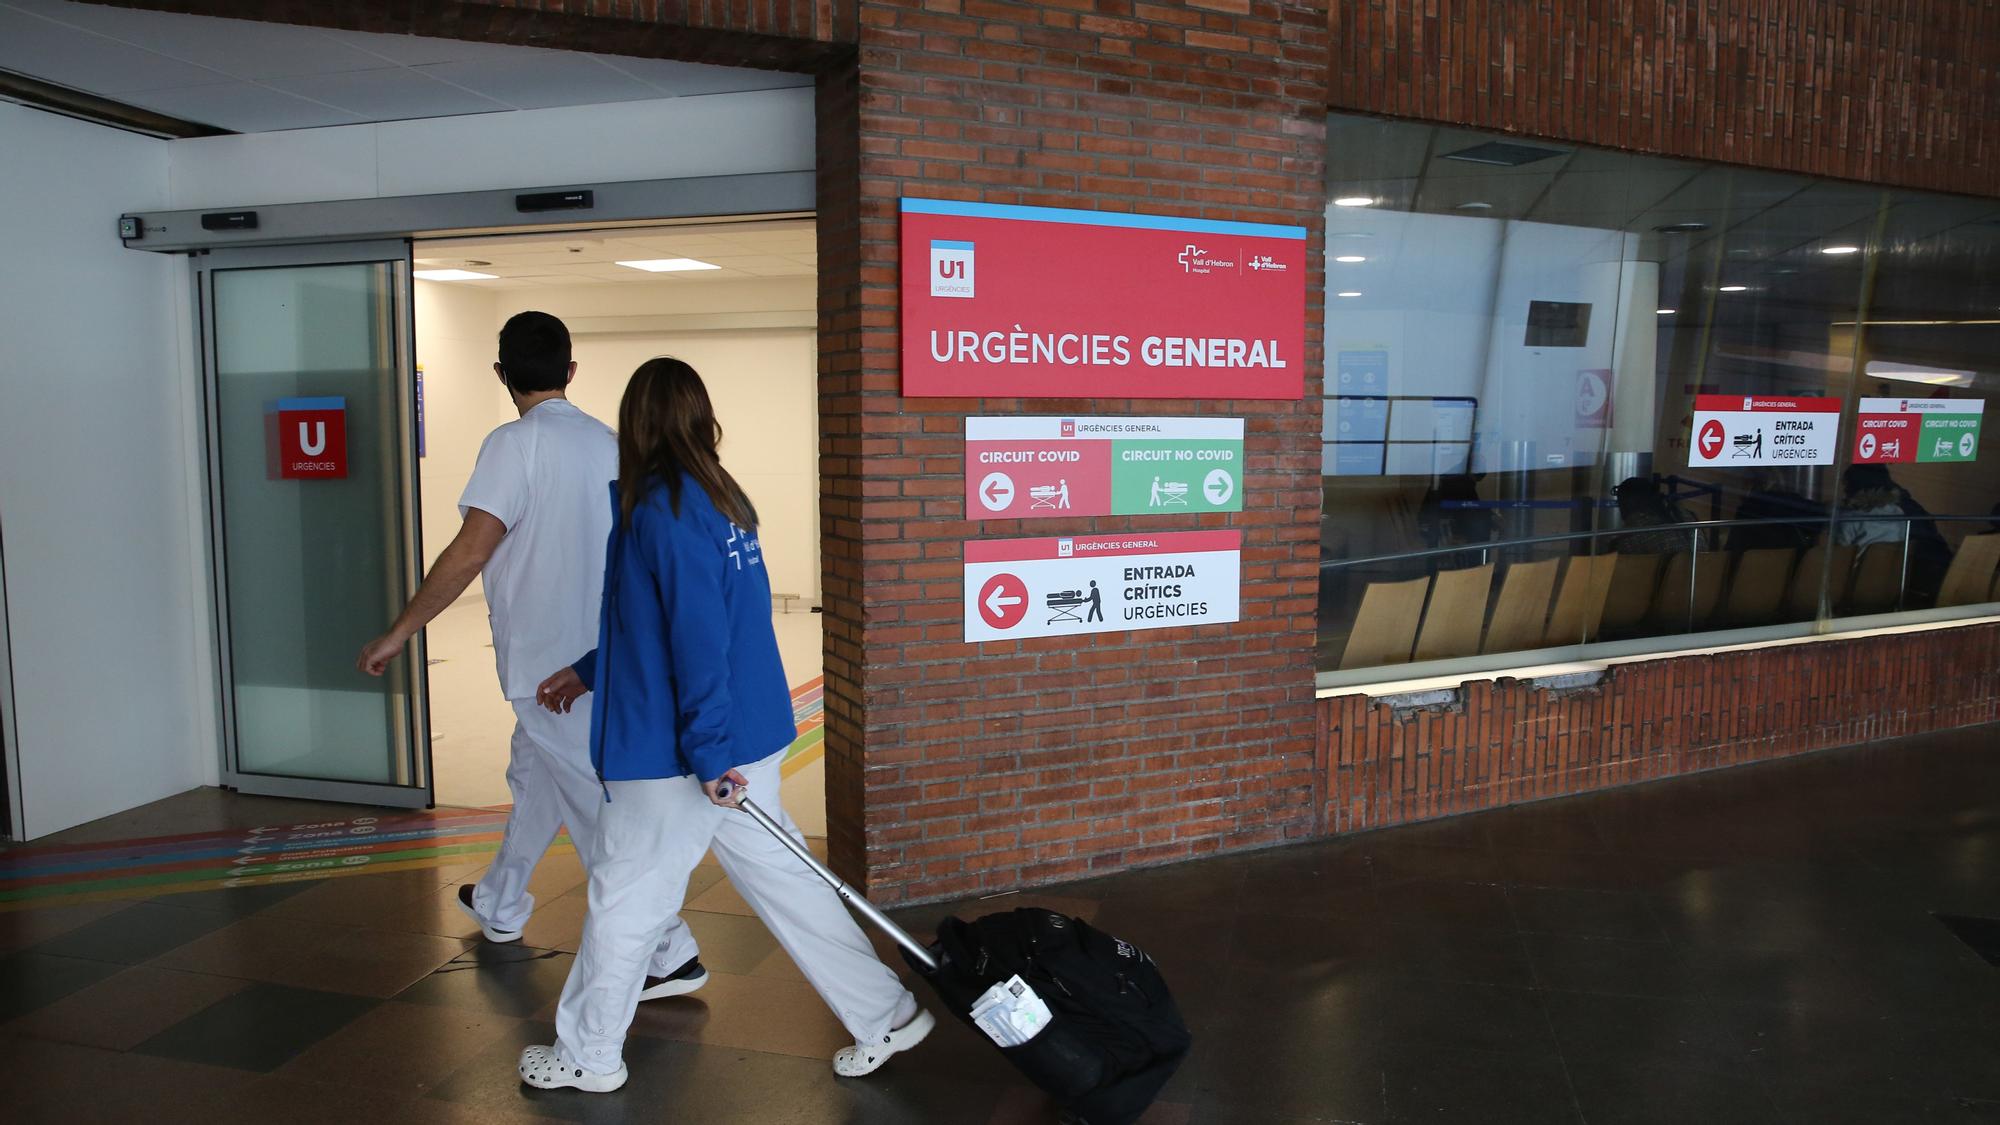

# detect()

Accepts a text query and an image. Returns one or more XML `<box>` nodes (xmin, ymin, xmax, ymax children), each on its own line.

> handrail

<box><xmin>1320</xmin><ymin>513</ymin><xmax>1995</xmax><ymax>572</ymax></box>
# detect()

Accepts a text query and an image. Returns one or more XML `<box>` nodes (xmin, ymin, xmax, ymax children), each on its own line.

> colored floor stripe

<box><xmin>1</xmin><ymin>677</ymin><xmax>829</xmax><ymax>911</ymax></box>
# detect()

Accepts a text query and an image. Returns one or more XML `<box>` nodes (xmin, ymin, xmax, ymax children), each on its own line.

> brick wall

<box><xmin>1320</xmin><ymin>622</ymin><xmax>2000</xmax><ymax>834</ymax></box>
<box><xmin>827</xmin><ymin>0</ymin><xmax>1332</xmax><ymax>903</ymax></box>
<box><xmin>1328</xmin><ymin>1</ymin><xmax>2000</xmax><ymax>198</ymax></box>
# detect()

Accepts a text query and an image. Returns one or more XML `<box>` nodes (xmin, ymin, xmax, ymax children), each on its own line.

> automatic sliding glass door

<box><xmin>197</xmin><ymin>242</ymin><xmax>430</xmax><ymax>806</ymax></box>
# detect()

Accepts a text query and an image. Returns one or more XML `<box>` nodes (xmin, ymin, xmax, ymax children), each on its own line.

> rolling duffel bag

<box><xmin>730</xmin><ymin>797</ymin><xmax>1191</xmax><ymax>1125</ymax></box>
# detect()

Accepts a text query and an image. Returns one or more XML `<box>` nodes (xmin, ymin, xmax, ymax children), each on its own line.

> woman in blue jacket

<box><xmin>517</xmin><ymin>358</ymin><xmax>932</xmax><ymax>1092</ymax></box>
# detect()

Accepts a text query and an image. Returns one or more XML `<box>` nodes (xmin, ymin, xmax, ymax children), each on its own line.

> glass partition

<box><xmin>1319</xmin><ymin>115</ymin><xmax>2000</xmax><ymax>684</ymax></box>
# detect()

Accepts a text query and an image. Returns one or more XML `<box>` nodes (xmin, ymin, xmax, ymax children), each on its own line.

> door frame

<box><xmin>0</xmin><ymin>507</ymin><xmax>22</xmax><ymax>840</ymax></box>
<box><xmin>194</xmin><ymin>240</ymin><xmax>433</xmax><ymax>808</ymax></box>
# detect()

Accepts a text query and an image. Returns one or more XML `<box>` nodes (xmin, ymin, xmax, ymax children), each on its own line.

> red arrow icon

<box><xmin>977</xmin><ymin>573</ymin><xmax>1028</xmax><ymax>630</ymax></box>
<box><xmin>1697</xmin><ymin>419</ymin><xmax>1725</xmax><ymax>460</ymax></box>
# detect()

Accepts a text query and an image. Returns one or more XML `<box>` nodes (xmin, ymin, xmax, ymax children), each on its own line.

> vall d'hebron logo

<box><xmin>1177</xmin><ymin>244</ymin><xmax>1237</xmax><ymax>275</ymax></box>
<box><xmin>930</xmin><ymin>239</ymin><xmax>974</xmax><ymax>298</ymax></box>
<box><xmin>1247</xmin><ymin>254</ymin><xmax>1287</xmax><ymax>273</ymax></box>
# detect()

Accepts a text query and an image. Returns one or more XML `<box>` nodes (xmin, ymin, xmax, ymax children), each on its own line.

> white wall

<box><xmin>0</xmin><ymin>104</ymin><xmax>214</xmax><ymax>838</ymax></box>
<box><xmin>416</xmin><ymin>277</ymin><xmax>820</xmax><ymax>602</ymax></box>
<box><xmin>167</xmin><ymin>89</ymin><xmax>814</xmax><ymax>209</ymax></box>
<box><xmin>413</xmin><ymin>280</ymin><xmax>506</xmax><ymax>577</ymax></box>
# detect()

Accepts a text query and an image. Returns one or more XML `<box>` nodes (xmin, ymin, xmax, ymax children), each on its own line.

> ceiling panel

<box><xmin>132</xmin><ymin>82</ymin><xmax>365</xmax><ymax>133</ymax></box>
<box><xmin>263</xmin><ymin>67</ymin><xmax>509</xmax><ymax>122</ymax></box>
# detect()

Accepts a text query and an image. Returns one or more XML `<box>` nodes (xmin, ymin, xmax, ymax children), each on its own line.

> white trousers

<box><xmin>554</xmin><ymin>749</ymin><xmax>917</xmax><ymax>1075</ymax></box>
<box><xmin>471</xmin><ymin>699</ymin><xmax>698</xmax><ymax>973</ymax></box>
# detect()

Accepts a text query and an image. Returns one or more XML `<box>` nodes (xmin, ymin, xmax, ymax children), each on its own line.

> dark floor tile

<box><xmin>133</xmin><ymin>982</ymin><xmax>377</xmax><ymax>1072</ymax></box>
<box><xmin>1722</xmin><ymin>1002</ymin><xmax>2000</xmax><ymax>1105</ymax></box>
<box><xmin>1174</xmin><ymin>1023</ymin><xmax>1385</xmax><ymax>1122</ymax></box>
<box><xmin>395</xmin><ymin>944</ymin><xmax>575</xmax><ymax>1018</ymax></box>
<box><xmin>1937</xmin><ymin>913</ymin><xmax>2000</xmax><ymax>968</ymax></box>
<box><xmin>29</xmin><ymin>901</ymin><xmax>237</xmax><ymax>964</ymax></box>
<box><xmin>1564</xmin><ymin>1059</ymin><xmax>1779</xmax><ymax>1125</ymax></box>
<box><xmin>1365</xmin><ymin>842</ymin><xmax>1504</xmax><ymax>885</ymax></box>
<box><xmin>1494</xmin><ymin>848</ymin><xmax>1641</xmax><ymax>891</ymax></box>
<box><xmin>1375</xmin><ymin>879</ymin><xmax>1517</xmax><ymax>935</ymax></box>
<box><xmin>148</xmin><ymin>878</ymin><xmax>327</xmax><ymax>917</ymax></box>
<box><xmin>1540</xmin><ymin>991</ymin><xmax>1752</xmax><ymax>1074</ymax></box>
<box><xmin>679</xmin><ymin>910</ymin><xmax>781</xmax><ymax>976</ymax></box>
<box><xmin>1766</xmin><ymin>1091</ymin><xmax>2000</xmax><ymax>1125</ymax></box>
<box><xmin>1362</xmin><ymin>923</ymin><xmax>1539</xmax><ymax>987</ymax></box>
<box><xmin>1507</xmin><ymin>887</ymin><xmax>1666</xmax><ymax>942</ymax></box>
<box><xmin>0</xmin><ymin>951</ymin><xmax>123</xmax><ymax>1021</ymax></box>
<box><xmin>1382</xmin><ymin>1046</ymin><xmax>1581</xmax><ymax>1125</ymax></box>
<box><xmin>1360</xmin><ymin>975</ymin><xmax>1560</xmax><ymax>1057</ymax></box>
<box><xmin>1522</xmin><ymin>932</ymin><xmax>1705</xmax><ymax>998</ymax></box>
<box><xmin>1679</xmin><ymin>944</ymin><xmax>2000</xmax><ymax>1027</ymax></box>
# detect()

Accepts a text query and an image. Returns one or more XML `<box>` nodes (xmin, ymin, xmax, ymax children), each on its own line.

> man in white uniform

<box><xmin>359</xmin><ymin>312</ymin><xmax>702</xmax><ymax>999</ymax></box>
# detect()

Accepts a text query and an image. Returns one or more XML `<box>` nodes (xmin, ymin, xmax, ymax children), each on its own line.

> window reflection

<box><xmin>1318</xmin><ymin>114</ymin><xmax>2000</xmax><ymax>681</ymax></box>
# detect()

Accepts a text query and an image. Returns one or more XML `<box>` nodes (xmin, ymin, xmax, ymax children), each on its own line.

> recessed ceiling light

<box><xmin>1656</xmin><ymin>308</ymin><xmax>1676</xmax><ymax>315</ymax></box>
<box><xmin>616</xmin><ymin>258</ymin><xmax>721</xmax><ymax>273</ymax></box>
<box><xmin>1719</xmin><ymin>285</ymin><xmax>1748</xmax><ymax>293</ymax></box>
<box><xmin>412</xmin><ymin>269</ymin><xmax>495</xmax><ymax>281</ymax></box>
<box><xmin>1455</xmin><ymin>201</ymin><xmax>1494</xmax><ymax>211</ymax></box>
<box><xmin>1334</xmin><ymin>255</ymin><xmax>1367</xmax><ymax>263</ymax></box>
<box><xmin>1820</xmin><ymin>244</ymin><xmax>1861</xmax><ymax>255</ymax></box>
<box><xmin>1337</xmin><ymin>291</ymin><xmax>1363</xmax><ymax>298</ymax></box>
<box><xmin>1333</xmin><ymin>196</ymin><xmax>1375</xmax><ymax>208</ymax></box>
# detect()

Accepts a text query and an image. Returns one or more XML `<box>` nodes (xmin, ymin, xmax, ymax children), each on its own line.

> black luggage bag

<box><xmin>732</xmin><ymin>798</ymin><xmax>1191</xmax><ymax>1125</ymax></box>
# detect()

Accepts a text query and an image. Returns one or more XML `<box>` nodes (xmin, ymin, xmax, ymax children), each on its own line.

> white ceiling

<box><xmin>416</xmin><ymin>219</ymin><xmax>818</xmax><ymax>288</ymax></box>
<box><xmin>0</xmin><ymin>0</ymin><xmax>810</xmax><ymax>133</ymax></box>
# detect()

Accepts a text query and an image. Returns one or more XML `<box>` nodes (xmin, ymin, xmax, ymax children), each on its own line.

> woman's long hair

<box><xmin>617</xmin><ymin>357</ymin><xmax>758</xmax><ymax>529</ymax></box>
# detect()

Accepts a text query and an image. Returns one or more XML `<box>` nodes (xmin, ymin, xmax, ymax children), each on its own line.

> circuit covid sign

<box><xmin>966</xmin><ymin>416</ymin><xmax>1244</xmax><ymax>519</ymax></box>
<box><xmin>1853</xmin><ymin>398</ymin><xmax>1983</xmax><ymax>464</ymax></box>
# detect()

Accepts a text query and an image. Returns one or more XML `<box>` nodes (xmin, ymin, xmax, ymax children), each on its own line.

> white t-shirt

<box><xmin>458</xmin><ymin>398</ymin><xmax>617</xmax><ymax>700</ymax></box>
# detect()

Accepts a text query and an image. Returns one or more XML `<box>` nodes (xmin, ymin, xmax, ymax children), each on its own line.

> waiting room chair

<box><xmin>1544</xmin><ymin>554</ymin><xmax>1615</xmax><ymax>647</ymax></box>
<box><xmin>1483</xmin><ymin>558</ymin><xmax>1560</xmax><ymax>654</ymax></box>
<box><xmin>1414</xmin><ymin>564</ymin><xmax>1495</xmax><ymax>662</ymax></box>
<box><xmin>1723</xmin><ymin>547</ymin><xmax>1798</xmax><ymax>626</ymax></box>
<box><xmin>1339</xmin><ymin>575</ymin><xmax>1432</xmax><ymax>670</ymax></box>
<box><xmin>1936</xmin><ymin>532</ymin><xmax>2000</xmax><ymax>608</ymax></box>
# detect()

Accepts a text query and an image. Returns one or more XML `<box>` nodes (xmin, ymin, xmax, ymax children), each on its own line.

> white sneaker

<box><xmin>518</xmin><ymin>1044</ymin><xmax>627</xmax><ymax>1092</ymax></box>
<box><xmin>456</xmin><ymin>884</ymin><xmax>522</xmax><ymax>944</ymax></box>
<box><xmin>833</xmin><ymin>1008</ymin><xmax>935</xmax><ymax>1077</ymax></box>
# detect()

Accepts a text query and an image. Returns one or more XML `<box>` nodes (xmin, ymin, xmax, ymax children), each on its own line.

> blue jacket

<box><xmin>571</xmin><ymin>475</ymin><xmax>796</xmax><ymax>784</ymax></box>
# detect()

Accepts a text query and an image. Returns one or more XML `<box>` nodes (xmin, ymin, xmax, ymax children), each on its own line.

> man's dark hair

<box><xmin>496</xmin><ymin>311</ymin><xmax>571</xmax><ymax>394</ymax></box>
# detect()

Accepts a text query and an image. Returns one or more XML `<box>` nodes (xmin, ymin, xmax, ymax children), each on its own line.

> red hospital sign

<box><xmin>266</xmin><ymin>396</ymin><xmax>349</xmax><ymax>480</ymax></box>
<box><xmin>900</xmin><ymin>198</ymin><xmax>1307</xmax><ymax>399</ymax></box>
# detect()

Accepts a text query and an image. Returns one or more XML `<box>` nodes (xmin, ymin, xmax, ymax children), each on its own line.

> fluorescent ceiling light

<box><xmin>1455</xmin><ymin>201</ymin><xmax>1493</xmax><ymax>211</ymax></box>
<box><xmin>1333</xmin><ymin>196</ymin><xmax>1375</xmax><ymax>208</ymax></box>
<box><xmin>1820</xmin><ymin>244</ymin><xmax>1861</xmax><ymax>255</ymax></box>
<box><xmin>1719</xmin><ymin>285</ymin><xmax>1748</xmax><ymax>293</ymax></box>
<box><xmin>1866</xmin><ymin>360</ymin><xmax>1975</xmax><ymax>387</ymax></box>
<box><xmin>616</xmin><ymin>258</ymin><xmax>721</xmax><ymax>273</ymax></box>
<box><xmin>1334</xmin><ymin>255</ymin><xmax>1367</xmax><ymax>263</ymax></box>
<box><xmin>1656</xmin><ymin>308</ymin><xmax>1676</xmax><ymax>315</ymax></box>
<box><xmin>412</xmin><ymin>268</ymin><xmax>495</xmax><ymax>281</ymax></box>
<box><xmin>1337</xmin><ymin>291</ymin><xmax>1363</xmax><ymax>298</ymax></box>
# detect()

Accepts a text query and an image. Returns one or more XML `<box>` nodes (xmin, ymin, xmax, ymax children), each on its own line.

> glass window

<box><xmin>1319</xmin><ymin>114</ymin><xmax>2000</xmax><ymax>684</ymax></box>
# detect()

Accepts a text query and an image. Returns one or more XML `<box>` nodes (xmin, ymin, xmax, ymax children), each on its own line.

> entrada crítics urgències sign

<box><xmin>900</xmin><ymin>198</ymin><xmax>1308</xmax><ymax>399</ymax></box>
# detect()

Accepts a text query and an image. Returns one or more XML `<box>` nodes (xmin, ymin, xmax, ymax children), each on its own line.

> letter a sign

<box><xmin>266</xmin><ymin>396</ymin><xmax>349</xmax><ymax>480</ymax></box>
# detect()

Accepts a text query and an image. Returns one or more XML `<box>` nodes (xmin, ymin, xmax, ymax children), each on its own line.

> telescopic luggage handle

<box><xmin>730</xmin><ymin>795</ymin><xmax>940</xmax><ymax>972</ymax></box>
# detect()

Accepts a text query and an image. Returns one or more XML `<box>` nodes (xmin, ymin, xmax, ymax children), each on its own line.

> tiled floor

<box><xmin>6</xmin><ymin>724</ymin><xmax>2000</xmax><ymax>1124</ymax></box>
